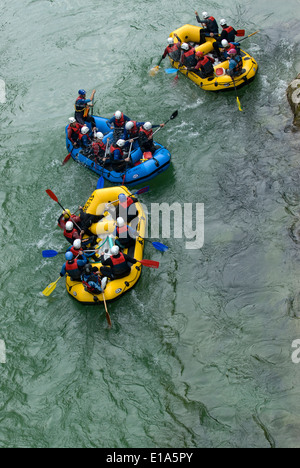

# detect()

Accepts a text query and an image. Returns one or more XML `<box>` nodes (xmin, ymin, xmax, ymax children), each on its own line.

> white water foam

<box><xmin>0</xmin><ymin>80</ymin><xmax>6</xmax><ymax>104</ymax></box>
<box><xmin>0</xmin><ymin>340</ymin><xmax>6</xmax><ymax>363</ymax></box>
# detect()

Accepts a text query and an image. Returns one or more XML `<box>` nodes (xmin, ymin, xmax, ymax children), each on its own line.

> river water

<box><xmin>1</xmin><ymin>0</ymin><xmax>300</xmax><ymax>449</ymax></box>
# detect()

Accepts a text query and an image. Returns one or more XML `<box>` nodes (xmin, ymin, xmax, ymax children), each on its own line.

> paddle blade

<box><xmin>96</xmin><ymin>176</ymin><xmax>104</xmax><ymax>189</ymax></box>
<box><xmin>152</xmin><ymin>241</ymin><xmax>169</xmax><ymax>252</ymax></box>
<box><xmin>46</xmin><ymin>189</ymin><xmax>58</xmax><ymax>203</ymax></box>
<box><xmin>236</xmin><ymin>29</ymin><xmax>245</xmax><ymax>36</ymax></box>
<box><xmin>237</xmin><ymin>97</ymin><xmax>243</xmax><ymax>112</ymax></box>
<box><xmin>149</xmin><ymin>65</ymin><xmax>160</xmax><ymax>76</ymax></box>
<box><xmin>42</xmin><ymin>277</ymin><xmax>61</xmax><ymax>297</ymax></box>
<box><xmin>134</xmin><ymin>186</ymin><xmax>150</xmax><ymax>195</ymax></box>
<box><xmin>165</xmin><ymin>68</ymin><xmax>177</xmax><ymax>74</ymax></box>
<box><xmin>62</xmin><ymin>153</ymin><xmax>71</xmax><ymax>165</ymax></box>
<box><xmin>170</xmin><ymin>110</ymin><xmax>178</xmax><ymax>120</ymax></box>
<box><xmin>42</xmin><ymin>250</ymin><xmax>59</xmax><ymax>258</ymax></box>
<box><xmin>140</xmin><ymin>259</ymin><xmax>160</xmax><ymax>269</ymax></box>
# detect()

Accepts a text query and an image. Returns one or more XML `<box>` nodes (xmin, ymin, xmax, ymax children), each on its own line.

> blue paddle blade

<box><xmin>165</xmin><ymin>68</ymin><xmax>177</xmax><ymax>74</ymax></box>
<box><xmin>96</xmin><ymin>176</ymin><xmax>104</xmax><ymax>189</ymax></box>
<box><xmin>152</xmin><ymin>242</ymin><xmax>169</xmax><ymax>252</ymax></box>
<box><xmin>42</xmin><ymin>250</ymin><xmax>59</xmax><ymax>258</ymax></box>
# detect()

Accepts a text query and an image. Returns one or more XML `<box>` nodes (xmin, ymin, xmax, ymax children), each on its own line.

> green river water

<box><xmin>1</xmin><ymin>0</ymin><xmax>300</xmax><ymax>449</ymax></box>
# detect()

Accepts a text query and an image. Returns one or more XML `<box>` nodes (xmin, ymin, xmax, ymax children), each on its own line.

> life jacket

<box><xmin>114</xmin><ymin>113</ymin><xmax>125</xmax><ymax>127</ymax></box>
<box><xmin>64</xmin><ymin>228</ymin><xmax>79</xmax><ymax>243</ymax></box>
<box><xmin>208</xmin><ymin>16</ymin><xmax>215</xmax><ymax>22</ymax></box>
<box><xmin>68</xmin><ymin>123</ymin><xmax>82</xmax><ymax>139</ymax></box>
<box><xmin>92</xmin><ymin>140</ymin><xmax>106</xmax><ymax>155</ymax></box>
<box><xmin>110</xmin><ymin>252</ymin><xmax>126</xmax><ymax>266</ymax></box>
<box><xmin>119</xmin><ymin>197</ymin><xmax>134</xmax><ymax>211</ymax></box>
<box><xmin>199</xmin><ymin>56</ymin><xmax>214</xmax><ymax>76</ymax></box>
<box><xmin>78</xmin><ymin>132</ymin><xmax>91</xmax><ymax>143</ymax></box>
<box><xmin>168</xmin><ymin>43</ymin><xmax>181</xmax><ymax>61</ymax></box>
<box><xmin>65</xmin><ymin>259</ymin><xmax>81</xmax><ymax>280</ymax></box>
<box><xmin>82</xmin><ymin>274</ymin><xmax>101</xmax><ymax>294</ymax></box>
<box><xmin>231</xmin><ymin>56</ymin><xmax>243</xmax><ymax>75</ymax></box>
<box><xmin>110</xmin><ymin>144</ymin><xmax>123</xmax><ymax>160</ymax></box>
<box><xmin>70</xmin><ymin>246</ymin><xmax>81</xmax><ymax>256</ymax></box>
<box><xmin>116</xmin><ymin>225</ymin><xmax>129</xmax><ymax>237</ymax></box>
<box><xmin>183</xmin><ymin>48</ymin><xmax>197</xmax><ymax>67</ymax></box>
<box><xmin>139</xmin><ymin>126</ymin><xmax>153</xmax><ymax>140</ymax></box>
<box><xmin>128</xmin><ymin>121</ymin><xmax>139</xmax><ymax>137</ymax></box>
<box><xmin>223</xmin><ymin>26</ymin><xmax>235</xmax><ymax>42</ymax></box>
<box><xmin>75</xmin><ymin>97</ymin><xmax>86</xmax><ymax>113</ymax></box>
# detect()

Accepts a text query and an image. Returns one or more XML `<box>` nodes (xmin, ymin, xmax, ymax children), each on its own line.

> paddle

<box><xmin>46</xmin><ymin>189</ymin><xmax>81</xmax><ymax>231</ymax></box>
<box><xmin>42</xmin><ymin>277</ymin><xmax>61</xmax><ymax>297</ymax></box>
<box><xmin>238</xmin><ymin>30</ymin><xmax>260</xmax><ymax>43</ymax></box>
<box><xmin>152</xmin><ymin>110</ymin><xmax>178</xmax><ymax>137</ymax></box>
<box><xmin>122</xmin><ymin>140</ymin><xmax>133</xmax><ymax>185</ymax></box>
<box><xmin>127</xmin><ymin>225</ymin><xmax>169</xmax><ymax>252</ymax></box>
<box><xmin>96</xmin><ymin>176</ymin><xmax>104</xmax><ymax>189</ymax></box>
<box><xmin>236</xmin><ymin>29</ymin><xmax>245</xmax><ymax>36</ymax></box>
<box><xmin>149</xmin><ymin>56</ymin><xmax>163</xmax><ymax>76</ymax></box>
<box><xmin>139</xmin><ymin>259</ymin><xmax>160</xmax><ymax>269</ymax></box>
<box><xmin>62</xmin><ymin>152</ymin><xmax>72</xmax><ymax>165</ymax></box>
<box><xmin>102</xmin><ymin>292</ymin><xmax>112</xmax><ymax>328</ymax></box>
<box><xmin>165</xmin><ymin>68</ymin><xmax>178</xmax><ymax>74</ymax></box>
<box><xmin>232</xmin><ymin>76</ymin><xmax>243</xmax><ymax>112</ymax></box>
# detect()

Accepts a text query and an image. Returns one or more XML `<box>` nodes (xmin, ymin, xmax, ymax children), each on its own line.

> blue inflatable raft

<box><xmin>65</xmin><ymin>115</ymin><xmax>171</xmax><ymax>186</ymax></box>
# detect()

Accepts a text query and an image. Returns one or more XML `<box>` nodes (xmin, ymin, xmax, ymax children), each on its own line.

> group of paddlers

<box><xmin>67</xmin><ymin>89</ymin><xmax>165</xmax><ymax>170</ymax></box>
<box><xmin>158</xmin><ymin>11</ymin><xmax>243</xmax><ymax>79</ymax></box>
<box><xmin>58</xmin><ymin>192</ymin><xmax>140</xmax><ymax>295</ymax></box>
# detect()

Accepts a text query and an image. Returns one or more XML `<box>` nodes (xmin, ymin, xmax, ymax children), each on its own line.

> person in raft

<box><xmin>91</xmin><ymin>132</ymin><xmax>108</xmax><ymax>162</ymax></box>
<box><xmin>99</xmin><ymin>245</ymin><xmax>138</xmax><ymax>280</ymax></box>
<box><xmin>67</xmin><ymin>117</ymin><xmax>82</xmax><ymax>148</ymax></box>
<box><xmin>74</xmin><ymin>89</ymin><xmax>96</xmax><ymax>130</ymax></box>
<box><xmin>161</xmin><ymin>34</ymin><xmax>182</xmax><ymax>63</ymax></box>
<box><xmin>138</xmin><ymin>121</ymin><xmax>164</xmax><ymax>157</ymax></box>
<box><xmin>225</xmin><ymin>48</ymin><xmax>243</xmax><ymax>77</ymax></box>
<box><xmin>113</xmin><ymin>217</ymin><xmax>136</xmax><ymax>250</ymax></box>
<box><xmin>81</xmin><ymin>264</ymin><xmax>107</xmax><ymax>295</ymax></box>
<box><xmin>107</xmin><ymin>110</ymin><xmax>131</xmax><ymax>143</ymax></box>
<box><xmin>195</xmin><ymin>11</ymin><xmax>219</xmax><ymax>44</ymax></box>
<box><xmin>60</xmin><ymin>251</ymin><xmax>88</xmax><ymax>281</ymax></box>
<box><xmin>188</xmin><ymin>51</ymin><xmax>215</xmax><ymax>78</ymax></box>
<box><xmin>115</xmin><ymin>192</ymin><xmax>138</xmax><ymax>224</ymax></box>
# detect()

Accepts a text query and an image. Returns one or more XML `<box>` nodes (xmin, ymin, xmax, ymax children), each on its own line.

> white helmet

<box><xmin>202</xmin><ymin>11</ymin><xmax>209</xmax><ymax>19</ymax></box>
<box><xmin>69</xmin><ymin>117</ymin><xmax>76</xmax><ymax>123</ymax></box>
<box><xmin>96</xmin><ymin>132</ymin><xmax>104</xmax><ymax>139</ymax></box>
<box><xmin>65</xmin><ymin>221</ymin><xmax>74</xmax><ymax>231</ymax></box>
<box><xmin>143</xmin><ymin>122</ymin><xmax>152</xmax><ymax>131</ymax></box>
<box><xmin>81</xmin><ymin>125</ymin><xmax>89</xmax><ymax>134</ymax></box>
<box><xmin>220</xmin><ymin>19</ymin><xmax>227</xmax><ymax>26</ymax></box>
<box><xmin>117</xmin><ymin>217</ymin><xmax>125</xmax><ymax>227</ymax></box>
<box><xmin>221</xmin><ymin>39</ymin><xmax>229</xmax><ymax>48</ymax></box>
<box><xmin>116</xmin><ymin>139</ymin><xmax>125</xmax><ymax>147</ymax></box>
<box><xmin>181</xmin><ymin>42</ymin><xmax>189</xmax><ymax>51</ymax></box>
<box><xmin>73</xmin><ymin>239</ymin><xmax>81</xmax><ymax>249</ymax></box>
<box><xmin>167</xmin><ymin>37</ymin><xmax>174</xmax><ymax>44</ymax></box>
<box><xmin>125</xmin><ymin>121</ymin><xmax>134</xmax><ymax>131</ymax></box>
<box><xmin>111</xmin><ymin>245</ymin><xmax>120</xmax><ymax>256</ymax></box>
<box><xmin>115</xmin><ymin>110</ymin><xmax>122</xmax><ymax>120</ymax></box>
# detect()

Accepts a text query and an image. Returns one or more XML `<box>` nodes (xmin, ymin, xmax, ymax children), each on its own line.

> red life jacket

<box><xmin>65</xmin><ymin>259</ymin><xmax>81</xmax><ymax>280</ymax></box>
<box><xmin>78</xmin><ymin>132</ymin><xmax>91</xmax><ymax>143</ymax></box>
<box><xmin>110</xmin><ymin>252</ymin><xmax>126</xmax><ymax>266</ymax></box>
<box><xmin>92</xmin><ymin>140</ymin><xmax>106</xmax><ymax>155</ymax></box>
<box><xmin>116</xmin><ymin>225</ymin><xmax>129</xmax><ymax>237</ymax></box>
<box><xmin>139</xmin><ymin>126</ymin><xmax>153</xmax><ymax>140</ymax></box>
<box><xmin>128</xmin><ymin>121</ymin><xmax>139</xmax><ymax>137</ymax></box>
<box><xmin>224</xmin><ymin>26</ymin><xmax>234</xmax><ymax>34</ymax></box>
<box><xmin>119</xmin><ymin>197</ymin><xmax>134</xmax><ymax>210</ymax></box>
<box><xmin>70</xmin><ymin>246</ymin><xmax>81</xmax><ymax>256</ymax></box>
<box><xmin>64</xmin><ymin>228</ymin><xmax>78</xmax><ymax>241</ymax></box>
<box><xmin>208</xmin><ymin>16</ymin><xmax>215</xmax><ymax>21</ymax></box>
<box><xmin>110</xmin><ymin>144</ymin><xmax>123</xmax><ymax>157</ymax></box>
<box><xmin>68</xmin><ymin>122</ymin><xmax>82</xmax><ymax>136</ymax></box>
<box><xmin>115</xmin><ymin>113</ymin><xmax>125</xmax><ymax>127</ymax></box>
<box><xmin>198</xmin><ymin>56</ymin><xmax>214</xmax><ymax>75</ymax></box>
<box><xmin>183</xmin><ymin>48</ymin><xmax>197</xmax><ymax>67</ymax></box>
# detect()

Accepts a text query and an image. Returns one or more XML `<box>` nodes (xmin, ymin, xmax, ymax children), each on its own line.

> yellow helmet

<box><xmin>63</xmin><ymin>209</ymin><xmax>71</xmax><ymax>219</ymax></box>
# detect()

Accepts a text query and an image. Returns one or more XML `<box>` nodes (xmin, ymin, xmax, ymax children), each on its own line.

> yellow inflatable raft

<box><xmin>169</xmin><ymin>24</ymin><xmax>258</xmax><ymax>92</ymax></box>
<box><xmin>65</xmin><ymin>186</ymin><xmax>146</xmax><ymax>304</ymax></box>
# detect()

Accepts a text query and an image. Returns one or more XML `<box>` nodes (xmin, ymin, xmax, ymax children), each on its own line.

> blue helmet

<box><xmin>65</xmin><ymin>251</ymin><xmax>74</xmax><ymax>261</ymax></box>
<box><xmin>78</xmin><ymin>89</ymin><xmax>86</xmax><ymax>96</ymax></box>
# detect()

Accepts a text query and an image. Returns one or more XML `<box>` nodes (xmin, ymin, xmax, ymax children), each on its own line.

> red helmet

<box><xmin>196</xmin><ymin>51</ymin><xmax>204</xmax><ymax>58</ymax></box>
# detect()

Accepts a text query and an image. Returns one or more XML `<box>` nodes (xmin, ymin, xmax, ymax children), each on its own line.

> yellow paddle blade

<box><xmin>237</xmin><ymin>97</ymin><xmax>243</xmax><ymax>112</ymax></box>
<box><xmin>42</xmin><ymin>277</ymin><xmax>61</xmax><ymax>297</ymax></box>
<box><xmin>149</xmin><ymin>65</ymin><xmax>159</xmax><ymax>76</ymax></box>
